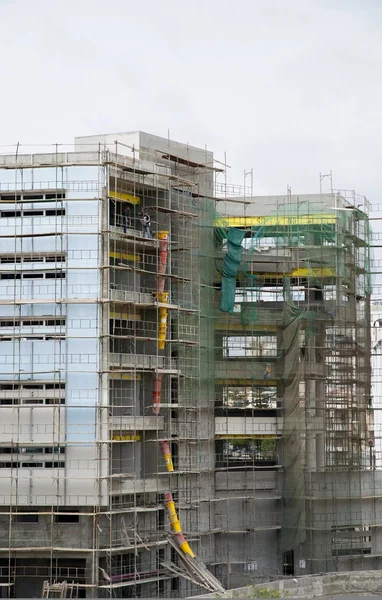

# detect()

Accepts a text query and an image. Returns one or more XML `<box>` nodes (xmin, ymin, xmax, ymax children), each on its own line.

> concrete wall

<box><xmin>188</xmin><ymin>570</ymin><xmax>382</xmax><ymax>598</ymax></box>
<box><xmin>75</xmin><ymin>131</ymin><xmax>140</xmax><ymax>159</ymax></box>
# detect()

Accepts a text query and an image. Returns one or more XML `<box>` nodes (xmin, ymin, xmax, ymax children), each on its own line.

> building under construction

<box><xmin>0</xmin><ymin>132</ymin><xmax>379</xmax><ymax>598</ymax></box>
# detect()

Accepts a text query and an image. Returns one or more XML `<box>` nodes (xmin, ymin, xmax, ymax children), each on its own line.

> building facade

<box><xmin>0</xmin><ymin>133</ymin><xmax>379</xmax><ymax>598</ymax></box>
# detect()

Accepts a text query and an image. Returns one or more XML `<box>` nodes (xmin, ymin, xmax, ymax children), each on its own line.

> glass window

<box><xmin>222</xmin><ymin>335</ymin><xmax>277</xmax><ymax>358</ymax></box>
<box><xmin>222</xmin><ymin>385</ymin><xmax>277</xmax><ymax>409</ymax></box>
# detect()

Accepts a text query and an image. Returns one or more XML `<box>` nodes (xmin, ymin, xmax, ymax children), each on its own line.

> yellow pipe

<box><xmin>158</xmin><ymin>309</ymin><xmax>168</xmax><ymax>350</ymax></box>
<box><xmin>157</xmin><ymin>291</ymin><xmax>168</xmax><ymax>351</ymax></box>
<box><xmin>166</xmin><ymin>502</ymin><xmax>182</xmax><ymax>533</ymax></box>
<box><xmin>179</xmin><ymin>541</ymin><xmax>195</xmax><ymax>557</ymax></box>
<box><xmin>165</xmin><ymin>499</ymin><xmax>195</xmax><ymax>556</ymax></box>
<box><xmin>157</xmin><ymin>292</ymin><xmax>169</xmax><ymax>302</ymax></box>
<box><xmin>164</xmin><ymin>484</ymin><xmax>196</xmax><ymax>559</ymax></box>
<box><xmin>163</xmin><ymin>452</ymin><xmax>174</xmax><ymax>472</ymax></box>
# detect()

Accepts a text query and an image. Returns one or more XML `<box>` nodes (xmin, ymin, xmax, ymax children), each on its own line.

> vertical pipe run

<box><xmin>157</xmin><ymin>231</ymin><xmax>169</xmax><ymax>294</ymax></box>
<box><xmin>159</xmin><ymin>440</ymin><xmax>174</xmax><ymax>471</ymax></box>
<box><xmin>152</xmin><ymin>374</ymin><xmax>163</xmax><ymax>415</ymax></box>
<box><xmin>152</xmin><ymin>231</ymin><xmax>195</xmax><ymax>558</ymax></box>
<box><xmin>164</xmin><ymin>493</ymin><xmax>195</xmax><ymax>558</ymax></box>
<box><xmin>157</xmin><ymin>292</ymin><xmax>169</xmax><ymax>351</ymax></box>
<box><xmin>157</xmin><ymin>231</ymin><xmax>169</xmax><ymax>351</ymax></box>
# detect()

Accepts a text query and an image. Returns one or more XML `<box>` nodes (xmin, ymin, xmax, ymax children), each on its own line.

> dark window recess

<box><xmin>0</xmin><ymin>207</ymin><xmax>65</xmax><ymax>218</ymax></box>
<box><xmin>0</xmin><ymin>191</ymin><xmax>64</xmax><ymax>201</ymax></box>
<box><xmin>157</xmin><ymin>548</ymin><xmax>165</xmax><ymax>568</ymax></box>
<box><xmin>157</xmin><ymin>509</ymin><xmax>165</xmax><ymax>531</ymax></box>
<box><xmin>0</xmin><ymin>194</ymin><xmax>21</xmax><ymax>201</ymax></box>
<box><xmin>283</xmin><ymin>550</ymin><xmax>294</xmax><ymax>576</ymax></box>
<box><xmin>332</xmin><ymin>548</ymin><xmax>371</xmax><ymax>557</ymax></box>
<box><xmin>45</xmin><ymin>193</ymin><xmax>65</xmax><ymax>199</ymax></box>
<box><xmin>157</xmin><ymin>580</ymin><xmax>165</xmax><ymax>596</ymax></box>
<box><xmin>23</xmin><ymin>399</ymin><xmax>44</xmax><ymax>404</ymax></box>
<box><xmin>23</xmin><ymin>384</ymin><xmax>42</xmax><ymax>389</ymax></box>
<box><xmin>171</xmin><ymin>577</ymin><xmax>180</xmax><ymax>592</ymax></box>
<box><xmin>22</xmin><ymin>194</ymin><xmax>43</xmax><ymax>200</ymax></box>
<box><xmin>13</xmin><ymin>514</ymin><xmax>39</xmax><ymax>523</ymax></box>
<box><xmin>22</xmin><ymin>320</ymin><xmax>44</xmax><ymax>326</ymax></box>
<box><xmin>0</xmin><ymin>272</ymin><xmax>66</xmax><ymax>280</ymax></box>
<box><xmin>46</xmin><ymin>208</ymin><xmax>65</xmax><ymax>216</ymax></box>
<box><xmin>170</xmin><ymin>441</ymin><xmax>178</xmax><ymax>470</ymax></box>
<box><xmin>0</xmin><ymin>398</ymin><xmax>65</xmax><ymax>406</ymax></box>
<box><xmin>23</xmin><ymin>257</ymin><xmax>44</xmax><ymax>263</ymax></box>
<box><xmin>0</xmin><ymin>211</ymin><xmax>21</xmax><ymax>218</ymax></box>
<box><xmin>0</xmin><ymin>255</ymin><xmax>65</xmax><ymax>265</ymax></box>
<box><xmin>46</xmin><ymin>272</ymin><xmax>65</xmax><ymax>279</ymax></box>
<box><xmin>55</xmin><ymin>510</ymin><xmax>79</xmax><ymax>523</ymax></box>
<box><xmin>0</xmin><ymin>445</ymin><xmax>65</xmax><ymax>453</ymax></box>
<box><xmin>46</xmin><ymin>398</ymin><xmax>65</xmax><ymax>405</ymax></box>
<box><xmin>23</xmin><ymin>273</ymin><xmax>44</xmax><ymax>279</ymax></box>
<box><xmin>170</xmin><ymin>548</ymin><xmax>179</xmax><ymax>589</ymax></box>
<box><xmin>0</xmin><ymin>273</ymin><xmax>21</xmax><ymax>280</ymax></box>
<box><xmin>46</xmin><ymin>383</ymin><xmax>65</xmax><ymax>389</ymax></box>
<box><xmin>45</xmin><ymin>462</ymin><xmax>65</xmax><ymax>469</ymax></box>
<box><xmin>21</xmin><ymin>463</ymin><xmax>44</xmax><ymax>468</ymax></box>
<box><xmin>0</xmin><ymin>318</ymin><xmax>65</xmax><ymax>328</ymax></box>
<box><xmin>46</xmin><ymin>255</ymin><xmax>66</xmax><ymax>262</ymax></box>
<box><xmin>20</xmin><ymin>447</ymin><xmax>44</xmax><ymax>454</ymax></box>
<box><xmin>0</xmin><ymin>382</ymin><xmax>64</xmax><ymax>391</ymax></box>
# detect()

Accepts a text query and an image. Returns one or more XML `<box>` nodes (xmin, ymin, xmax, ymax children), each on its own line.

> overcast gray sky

<box><xmin>1</xmin><ymin>0</ymin><xmax>381</xmax><ymax>198</ymax></box>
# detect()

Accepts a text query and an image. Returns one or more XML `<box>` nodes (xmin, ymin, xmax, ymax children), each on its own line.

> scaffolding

<box><xmin>207</xmin><ymin>190</ymin><xmax>376</xmax><ymax>584</ymax></box>
<box><xmin>0</xmin><ymin>135</ymin><xmax>379</xmax><ymax>598</ymax></box>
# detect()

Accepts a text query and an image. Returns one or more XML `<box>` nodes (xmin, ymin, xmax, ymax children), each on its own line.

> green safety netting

<box><xmin>220</xmin><ymin>228</ymin><xmax>246</xmax><ymax>312</ymax></box>
<box><xmin>196</xmin><ymin>193</ymin><xmax>373</xmax><ymax>570</ymax></box>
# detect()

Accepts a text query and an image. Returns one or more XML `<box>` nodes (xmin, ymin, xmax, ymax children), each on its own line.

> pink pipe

<box><xmin>152</xmin><ymin>374</ymin><xmax>163</xmax><ymax>415</ymax></box>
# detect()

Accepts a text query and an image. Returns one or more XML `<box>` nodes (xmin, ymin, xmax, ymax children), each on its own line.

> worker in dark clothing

<box><xmin>122</xmin><ymin>204</ymin><xmax>130</xmax><ymax>233</ymax></box>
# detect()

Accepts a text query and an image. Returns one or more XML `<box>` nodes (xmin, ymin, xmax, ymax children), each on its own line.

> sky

<box><xmin>1</xmin><ymin>0</ymin><xmax>382</xmax><ymax>199</ymax></box>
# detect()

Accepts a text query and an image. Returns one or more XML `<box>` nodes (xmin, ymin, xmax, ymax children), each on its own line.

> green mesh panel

<box><xmin>220</xmin><ymin>228</ymin><xmax>246</xmax><ymax>313</ymax></box>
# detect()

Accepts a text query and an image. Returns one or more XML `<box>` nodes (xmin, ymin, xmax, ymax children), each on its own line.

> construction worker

<box><xmin>142</xmin><ymin>208</ymin><xmax>151</xmax><ymax>238</ymax></box>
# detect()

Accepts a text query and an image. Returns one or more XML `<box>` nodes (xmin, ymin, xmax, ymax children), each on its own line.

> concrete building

<box><xmin>0</xmin><ymin>133</ymin><xmax>379</xmax><ymax>598</ymax></box>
